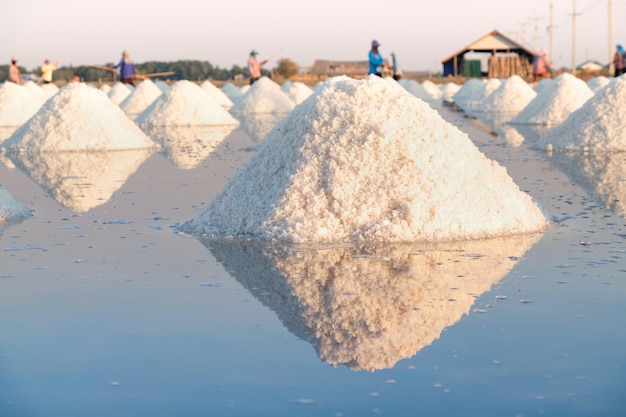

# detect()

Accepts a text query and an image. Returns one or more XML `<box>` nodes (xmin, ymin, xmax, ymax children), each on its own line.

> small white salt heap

<box><xmin>184</xmin><ymin>76</ymin><xmax>549</xmax><ymax>243</ymax></box>
<box><xmin>281</xmin><ymin>81</ymin><xmax>314</xmax><ymax>105</ymax></box>
<box><xmin>230</xmin><ymin>77</ymin><xmax>295</xmax><ymax>114</ymax></box>
<box><xmin>2</xmin><ymin>83</ymin><xmax>155</xmax><ymax>152</ymax></box>
<box><xmin>136</xmin><ymin>80</ymin><xmax>239</xmax><ymax>127</ymax></box>
<box><xmin>200</xmin><ymin>80</ymin><xmax>234</xmax><ymax>108</ymax></box>
<box><xmin>460</xmin><ymin>78</ymin><xmax>502</xmax><ymax>110</ymax></box>
<box><xmin>107</xmin><ymin>81</ymin><xmax>132</xmax><ymax>105</ymax></box>
<box><xmin>422</xmin><ymin>80</ymin><xmax>443</xmax><ymax>100</ymax></box>
<box><xmin>534</xmin><ymin>76</ymin><xmax>626</xmax><ymax>152</ymax></box>
<box><xmin>510</xmin><ymin>72</ymin><xmax>594</xmax><ymax>126</ymax></box>
<box><xmin>119</xmin><ymin>79</ymin><xmax>163</xmax><ymax>117</ymax></box>
<box><xmin>0</xmin><ymin>185</ymin><xmax>32</xmax><ymax>223</ymax></box>
<box><xmin>587</xmin><ymin>76</ymin><xmax>611</xmax><ymax>93</ymax></box>
<box><xmin>0</xmin><ymin>82</ymin><xmax>47</xmax><ymax>127</ymax></box>
<box><xmin>477</xmin><ymin>75</ymin><xmax>536</xmax><ymax>114</ymax></box>
<box><xmin>399</xmin><ymin>79</ymin><xmax>433</xmax><ymax>102</ymax></box>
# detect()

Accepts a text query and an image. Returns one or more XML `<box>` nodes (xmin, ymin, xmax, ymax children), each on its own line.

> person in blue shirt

<box><xmin>113</xmin><ymin>51</ymin><xmax>137</xmax><ymax>86</ymax></box>
<box><xmin>368</xmin><ymin>40</ymin><xmax>385</xmax><ymax>76</ymax></box>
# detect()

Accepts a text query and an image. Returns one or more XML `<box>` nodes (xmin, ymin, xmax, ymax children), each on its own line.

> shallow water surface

<box><xmin>1</xmin><ymin>110</ymin><xmax>625</xmax><ymax>417</ymax></box>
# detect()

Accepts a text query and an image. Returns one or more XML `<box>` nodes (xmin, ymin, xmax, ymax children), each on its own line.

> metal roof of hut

<box><xmin>442</xmin><ymin>29</ymin><xmax>536</xmax><ymax>78</ymax></box>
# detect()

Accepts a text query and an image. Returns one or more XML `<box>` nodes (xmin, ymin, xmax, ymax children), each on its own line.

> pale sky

<box><xmin>2</xmin><ymin>0</ymin><xmax>624</xmax><ymax>74</ymax></box>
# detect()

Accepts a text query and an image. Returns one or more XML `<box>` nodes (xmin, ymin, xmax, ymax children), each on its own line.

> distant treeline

<box><xmin>0</xmin><ymin>60</ymin><xmax>271</xmax><ymax>83</ymax></box>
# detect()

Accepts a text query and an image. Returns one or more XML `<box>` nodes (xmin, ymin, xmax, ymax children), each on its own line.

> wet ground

<box><xmin>1</xmin><ymin>105</ymin><xmax>625</xmax><ymax>417</ymax></box>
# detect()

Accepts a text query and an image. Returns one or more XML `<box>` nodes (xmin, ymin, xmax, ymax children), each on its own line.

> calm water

<box><xmin>1</xmin><ymin>107</ymin><xmax>625</xmax><ymax>417</ymax></box>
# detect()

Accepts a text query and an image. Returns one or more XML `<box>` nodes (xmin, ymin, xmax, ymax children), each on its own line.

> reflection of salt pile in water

<box><xmin>0</xmin><ymin>185</ymin><xmax>32</xmax><ymax>223</ymax></box>
<box><xmin>203</xmin><ymin>233</ymin><xmax>542</xmax><ymax>371</ymax></box>
<box><xmin>119</xmin><ymin>79</ymin><xmax>163</xmax><ymax>117</ymax></box>
<box><xmin>136</xmin><ymin>80</ymin><xmax>239</xmax><ymax>127</ymax></box>
<box><xmin>534</xmin><ymin>76</ymin><xmax>626</xmax><ymax>152</ymax></box>
<box><xmin>587</xmin><ymin>75</ymin><xmax>610</xmax><ymax>93</ymax></box>
<box><xmin>0</xmin><ymin>81</ymin><xmax>47</xmax><ymax>127</ymax></box>
<box><xmin>2</xmin><ymin>83</ymin><xmax>156</xmax><ymax>152</ymax></box>
<box><xmin>476</xmin><ymin>75</ymin><xmax>536</xmax><ymax>114</ymax></box>
<box><xmin>8</xmin><ymin>149</ymin><xmax>152</xmax><ymax>212</ymax></box>
<box><xmin>230</xmin><ymin>77</ymin><xmax>295</xmax><ymax>114</ymax></box>
<box><xmin>200</xmin><ymin>80</ymin><xmax>234</xmax><ymax>109</ymax></box>
<box><xmin>548</xmin><ymin>152</ymin><xmax>626</xmax><ymax>217</ymax></box>
<box><xmin>281</xmin><ymin>81</ymin><xmax>313</xmax><ymax>105</ymax></box>
<box><xmin>107</xmin><ymin>81</ymin><xmax>133</xmax><ymax>105</ymax></box>
<box><xmin>184</xmin><ymin>76</ymin><xmax>549</xmax><ymax>243</ymax></box>
<box><xmin>510</xmin><ymin>73</ymin><xmax>593</xmax><ymax>126</ymax></box>
<box><xmin>144</xmin><ymin>125</ymin><xmax>237</xmax><ymax>169</ymax></box>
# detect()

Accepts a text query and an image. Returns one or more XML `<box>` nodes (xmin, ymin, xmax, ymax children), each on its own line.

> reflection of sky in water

<box><xmin>234</xmin><ymin>113</ymin><xmax>287</xmax><ymax>143</ymax></box>
<box><xmin>6</xmin><ymin>149</ymin><xmax>153</xmax><ymax>212</ymax></box>
<box><xmin>202</xmin><ymin>234</ymin><xmax>543</xmax><ymax>371</ymax></box>
<box><xmin>548</xmin><ymin>151</ymin><xmax>626</xmax><ymax>218</ymax></box>
<box><xmin>144</xmin><ymin>125</ymin><xmax>238</xmax><ymax>169</ymax></box>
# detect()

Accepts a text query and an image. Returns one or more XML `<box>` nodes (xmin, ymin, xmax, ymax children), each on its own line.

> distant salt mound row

<box><xmin>534</xmin><ymin>76</ymin><xmax>626</xmax><ymax>152</ymax></box>
<box><xmin>0</xmin><ymin>82</ymin><xmax>47</xmax><ymax>127</ymax></box>
<box><xmin>477</xmin><ymin>75</ymin><xmax>536</xmax><ymax>113</ymax></box>
<box><xmin>221</xmin><ymin>82</ymin><xmax>243</xmax><ymax>101</ymax></box>
<box><xmin>422</xmin><ymin>80</ymin><xmax>443</xmax><ymax>100</ymax></box>
<box><xmin>184</xmin><ymin>76</ymin><xmax>549</xmax><ymax>243</ymax></box>
<box><xmin>119</xmin><ymin>79</ymin><xmax>163</xmax><ymax>117</ymax></box>
<box><xmin>0</xmin><ymin>186</ymin><xmax>32</xmax><ymax>223</ymax></box>
<box><xmin>2</xmin><ymin>83</ymin><xmax>156</xmax><ymax>152</ymax></box>
<box><xmin>200</xmin><ymin>80</ymin><xmax>234</xmax><ymax>108</ymax></box>
<box><xmin>461</xmin><ymin>78</ymin><xmax>502</xmax><ymax>109</ymax></box>
<box><xmin>587</xmin><ymin>76</ymin><xmax>610</xmax><ymax>93</ymax></box>
<box><xmin>136</xmin><ymin>80</ymin><xmax>240</xmax><ymax>127</ymax></box>
<box><xmin>107</xmin><ymin>81</ymin><xmax>132</xmax><ymax>105</ymax></box>
<box><xmin>510</xmin><ymin>73</ymin><xmax>594</xmax><ymax>126</ymax></box>
<box><xmin>230</xmin><ymin>77</ymin><xmax>296</xmax><ymax>114</ymax></box>
<box><xmin>438</xmin><ymin>82</ymin><xmax>460</xmax><ymax>103</ymax></box>
<box><xmin>281</xmin><ymin>81</ymin><xmax>314</xmax><ymax>105</ymax></box>
<box><xmin>399</xmin><ymin>79</ymin><xmax>433</xmax><ymax>101</ymax></box>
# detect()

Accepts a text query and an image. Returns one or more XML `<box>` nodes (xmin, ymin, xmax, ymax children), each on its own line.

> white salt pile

<box><xmin>587</xmin><ymin>76</ymin><xmax>610</xmax><ymax>93</ymax></box>
<box><xmin>476</xmin><ymin>75</ymin><xmax>536</xmax><ymax>114</ymax></box>
<box><xmin>534</xmin><ymin>76</ymin><xmax>626</xmax><ymax>152</ymax></box>
<box><xmin>0</xmin><ymin>185</ymin><xmax>32</xmax><ymax>223</ymax></box>
<box><xmin>221</xmin><ymin>82</ymin><xmax>243</xmax><ymax>101</ymax></box>
<box><xmin>200</xmin><ymin>80</ymin><xmax>234</xmax><ymax>108</ymax></box>
<box><xmin>183</xmin><ymin>76</ymin><xmax>549</xmax><ymax>243</ymax></box>
<box><xmin>2</xmin><ymin>83</ymin><xmax>156</xmax><ymax>152</ymax></box>
<box><xmin>135</xmin><ymin>80</ymin><xmax>240</xmax><ymax>127</ymax></box>
<box><xmin>451</xmin><ymin>78</ymin><xmax>485</xmax><ymax>107</ymax></box>
<box><xmin>99</xmin><ymin>83</ymin><xmax>111</xmax><ymax>94</ymax></box>
<box><xmin>438</xmin><ymin>82</ymin><xmax>461</xmax><ymax>103</ymax></box>
<box><xmin>510</xmin><ymin>72</ymin><xmax>594</xmax><ymax>126</ymax></box>
<box><xmin>398</xmin><ymin>79</ymin><xmax>433</xmax><ymax>101</ymax></box>
<box><xmin>107</xmin><ymin>81</ymin><xmax>132</xmax><ymax>105</ymax></box>
<box><xmin>154</xmin><ymin>80</ymin><xmax>170</xmax><ymax>92</ymax></box>
<box><xmin>532</xmin><ymin>78</ymin><xmax>553</xmax><ymax>94</ymax></box>
<box><xmin>41</xmin><ymin>82</ymin><xmax>59</xmax><ymax>99</ymax></box>
<box><xmin>422</xmin><ymin>80</ymin><xmax>443</xmax><ymax>100</ymax></box>
<box><xmin>230</xmin><ymin>77</ymin><xmax>295</xmax><ymax>114</ymax></box>
<box><xmin>281</xmin><ymin>81</ymin><xmax>314</xmax><ymax>105</ymax></box>
<box><xmin>22</xmin><ymin>81</ymin><xmax>49</xmax><ymax>103</ymax></box>
<box><xmin>460</xmin><ymin>78</ymin><xmax>502</xmax><ymax>110</ymax></box>
<box><xmin>119</xmin><ymin>79</ymin><xmax>163</xmax><ymax>117</ymax></box>
<box><xmin>0</xmin><ymin>82</ymin><xmax>47</xmax><ymax>127</ymax></box>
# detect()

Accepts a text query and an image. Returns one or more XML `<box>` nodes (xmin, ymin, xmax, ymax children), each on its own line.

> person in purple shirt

<box><xmin>113</xmin><ymin>51</ymin><xmax>136</xmax><ymax>86</ymax></box>
<box><xmin>368</xmin><ymin>40</ymin><xmax>385</xmax><ymax>76</ymax></box>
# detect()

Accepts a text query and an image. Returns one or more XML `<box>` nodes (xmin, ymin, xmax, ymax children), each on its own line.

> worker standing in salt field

<box><xmin>113</xmin><ymin>51</ymin><xmax>137</xmax><ymax>86</ymax></box>
<box><xmin>39</xmin><ymin>59</ymin><xmax>59</xmax><ymax>85</ymax></box>
<box><xmin>613</xmin><ymin>44</ymin><xmax>626</xmax><ymax>77</ymax></box>
<box><xmin>248</xmin><ymin>50</ymin><xmax>267</xmax><ymax>85</ymax></box>
<box><xmin>8</xmin><ymin>57</ymin><xmax>21</xmax><ymax>84</ymax></box>
<box><xmin>391</xmin><ymin>52</ymin><xmax>401</xmax><ymax>81</ymax></box>
<box><xmin>368</xmin><ymin>40</ymin><xmax>385</xmax><ymax>77</ymax></box>
<box><xmin>532</xmin><ymin>48</ymin><xmax>555</xmax><ymax>85</ymax></box>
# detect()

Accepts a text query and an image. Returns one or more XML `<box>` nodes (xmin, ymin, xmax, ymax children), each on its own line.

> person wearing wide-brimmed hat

<box><xmin>247</xmin><ymin>49</ymin><xmax>267</xmax><ymax>85</ymax></box>
<box><xmin>368</xmin><ymin>40</ymin><xmax>385</xmax><ymax>77</ymax></box>
<box><xmin>9</xmin><ymin>57</ymin><xmax>21</xmax><ymax>84</ymax></box>
<box><xmin>532</xmin><ymin>48</ymin><xmax>555</xmax><ymax>85</ymax></box>
<box><xmin>113</xmin><ymin>50</ymin><xmax>137</xmax><ymax>86</ymax></box>
<box><xmin>613</xmin><ymin>44</ymin><xmax>626</xmax><ymax>77</ymax></box>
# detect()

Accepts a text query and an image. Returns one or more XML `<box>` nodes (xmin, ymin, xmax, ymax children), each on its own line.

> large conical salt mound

<box><xmin>0</xmin><ymin>185</ymin><xmax>32</xmax><ymax>223</ymax></box>
<box><xmin>107</xmin><ymin>81</ymin><xmax>132</xmax><ymax>105</ymax></box>
<box><xmin>477</xmin><ymin>75</ymin><xmax>536</xmax><ymax>114</ymax></box>
<box><xmin>2</xmin><ymin>83</ymin><xmax>156</xmax><ymax>152</ymax></box>
<box><xmin>533</xmin><ymin>76</ymin><xmax>626</xmax><ymax>152</ymax></box>
<box><xmin>200</xmin><ymin>80</ymin><xmax>234</xmax><ymax>108</ymax></box>
<box><xmin>0</xmin><ymin>82</ymin><xmax>47</xmax><ymax>127</ymax></box>
<box><xmin>510</xmin><ymin>73</ymin><xmax>594</xmax><ymax>126</ymax></box>
<box><xmin>135</xmin><ymin>80</ymin><xmax>239</xmax><ymax>127</ymax></box>
<box><xmin>119</xmin><ymin>79</ymin><xmax>163</xmax><ymax>117</ymax></box>
<box><xmin>230</xmin><ymin>77</ymin><xmax>296</xmax><ymax>114</ymax></box>
<box><xmin>183</xmin><ymin>76</ymin><xmax>549</xmax><ymax>243</ymax></box>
